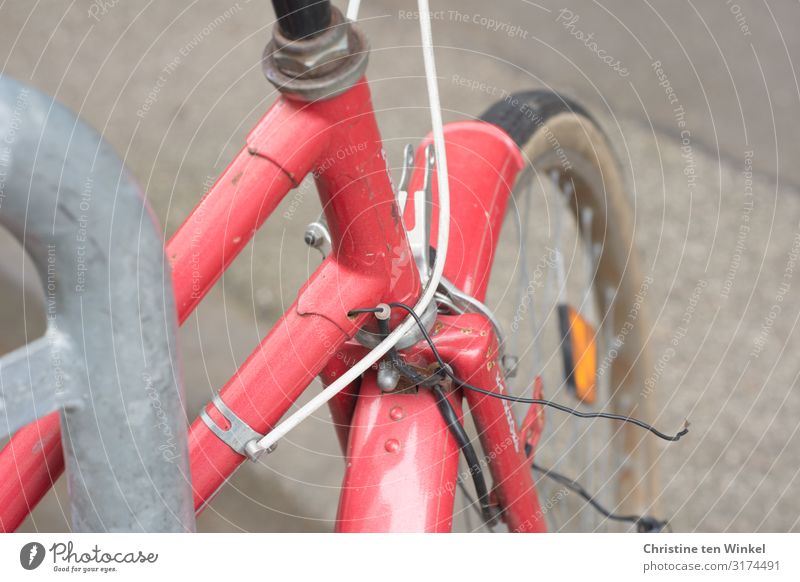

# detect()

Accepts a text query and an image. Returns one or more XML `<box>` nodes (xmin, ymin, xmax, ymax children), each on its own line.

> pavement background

<box><xmin>1</xmin><ymin>0</ymin><xmax>799</xmax><ymax>532</ymax></box>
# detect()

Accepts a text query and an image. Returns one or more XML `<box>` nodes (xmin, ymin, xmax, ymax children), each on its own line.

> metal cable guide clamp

<box><xmin>200</xmin><ymin>395</ymin><xmax>276</xmax><ymax>461</ymax></box>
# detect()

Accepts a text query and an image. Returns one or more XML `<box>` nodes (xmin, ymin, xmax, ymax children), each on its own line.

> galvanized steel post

<box><xmin>0</xmin><ymin>76</ymin><xmax>195</xmax><ymax>532</ymax></box>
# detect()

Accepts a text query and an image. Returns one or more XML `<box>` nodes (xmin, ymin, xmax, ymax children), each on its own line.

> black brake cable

<box><xmin>362</xmin><ymin>302</ymin><xmax>690</xmax><ymax>443</ymax></box>
<box><xmin>454</xmin><ymin>477</ymin><xmax>494</xmax><ymax>532</ymax></box>
<box><xmin>531</xmin><ymin>462</ymin><xmax>669</xmax><ymax>532</ymax></box>
<box><xmin>432</xmin><ymin>384</ymin><xmax>498</xmax><ymax>527</ymax></box>
<box><xmin>349</xmin><ymin>302</ymin><xmax>684</xmax><ymax>531</ymax></box>
<box><xmin>373</xmin><ymin>317</ymin><xmax>497</xmax><ymax>528</ymax></box>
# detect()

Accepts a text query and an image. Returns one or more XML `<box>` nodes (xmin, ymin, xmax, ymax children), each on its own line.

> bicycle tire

<box><xmin>479</xmin><ymin>90</ymin><xmax>657</xmax><ymax>530</ymax></box>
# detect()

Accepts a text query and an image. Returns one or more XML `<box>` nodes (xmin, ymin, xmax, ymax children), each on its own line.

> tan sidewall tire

<box><xmin>515</xmin><ymin>111</ymin><xmax>657</xmax><ymax>516</ymax></box>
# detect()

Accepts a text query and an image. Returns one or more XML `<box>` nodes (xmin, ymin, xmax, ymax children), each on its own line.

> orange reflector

<box><xmin>557</xmin><ymin>304</ymin><xmax>597</xmax><ymax>404</ymax></box>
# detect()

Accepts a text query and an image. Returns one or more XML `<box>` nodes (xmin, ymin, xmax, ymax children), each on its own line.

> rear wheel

<box><xmin>478</xmin><ymin>91</ymin><xmax>657</xmax><ymax>531</ymax></box>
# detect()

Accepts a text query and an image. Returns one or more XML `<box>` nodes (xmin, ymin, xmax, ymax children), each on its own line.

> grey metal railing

<box><xmin>0</xmin><ymin>76</ymin><xmax>195</xmax><ymax>532</ymax></box>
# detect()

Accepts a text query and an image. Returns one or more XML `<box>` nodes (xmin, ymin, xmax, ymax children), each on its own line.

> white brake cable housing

<box><xmin>248</xmin><ymin>0</ymin><xmax>452</xmax><ymax>457</ymax></box>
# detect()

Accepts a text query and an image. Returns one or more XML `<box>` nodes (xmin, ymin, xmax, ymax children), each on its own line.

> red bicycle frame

<box><xmin>0</xmin><ymin>75</ymin><xmax>546</xmax><ymax>532</ymax></box>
